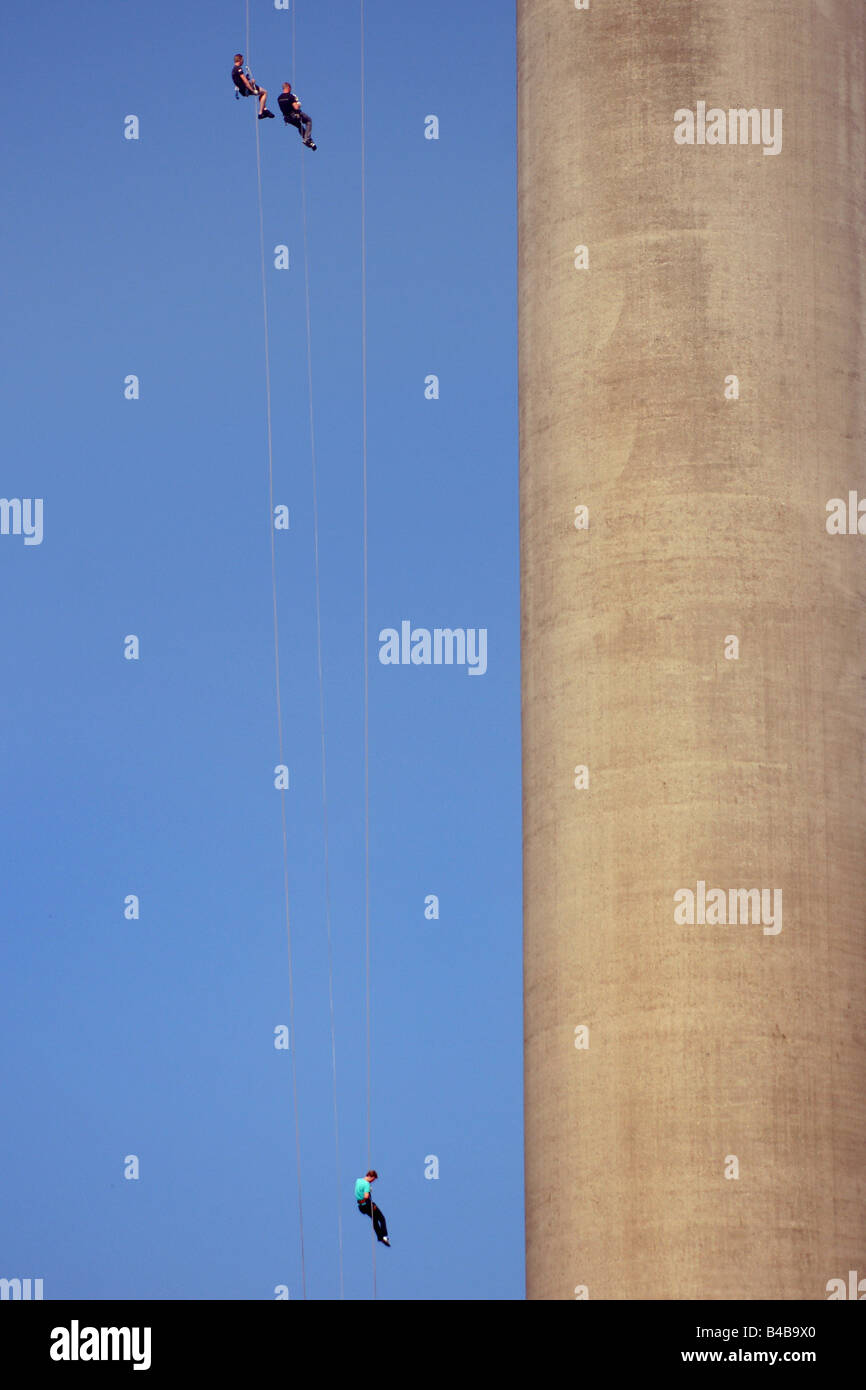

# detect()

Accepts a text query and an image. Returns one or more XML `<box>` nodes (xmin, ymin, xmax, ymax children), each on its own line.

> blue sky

<box><xmin>0</xmin><ymin>1</ymin><xmax>520</xmax><ymax>1300</ymax></box>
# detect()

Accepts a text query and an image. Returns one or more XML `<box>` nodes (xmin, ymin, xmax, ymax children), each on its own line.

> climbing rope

<box><xmin>246</xmin><ymin>0</ymin><xmax>307</xmax><ymax>1301</ymax></box>
<box><xmin>291</xmin><ymin>0</ymin><xmax>346</xmax><ymax>1303</ymax></box>
<box><xmin>358</xmin><ymin>0</ymin><xmax>376</xmax><ymax>1302</ymax></box>
<box><xmin>243</xmin><ymin>0</ymin><xmax>373</xmax><ymax>1301</ymax></box>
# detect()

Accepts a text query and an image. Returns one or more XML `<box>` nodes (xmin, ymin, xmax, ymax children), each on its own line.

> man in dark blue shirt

<box><xmin>278</xmin><ymin>83</ymin><xmax>316</xmax><ymax>149</ymax></box>
<box><xmin>231</xmin><ymin>54</ymin><xmax>274</xmax><ymax>120</ymax></box>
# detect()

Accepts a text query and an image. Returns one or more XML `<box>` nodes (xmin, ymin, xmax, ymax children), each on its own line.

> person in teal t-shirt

<box><xmin>355</xmin><ymin>1169</ymin><xmax>390</xmax><ymax>1246</ymax></box>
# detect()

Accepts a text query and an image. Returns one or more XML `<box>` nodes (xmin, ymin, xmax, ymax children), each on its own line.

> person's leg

<box><xmin>371</xmin><ymin>1203</ymin><xmax>388</xmax><ymax>1242</ymax></box>
<box><xmin>302</xmin><ymin>113</ymin><xmax>313</xmax><ymax>143</ymax></box>
<box><xmin>358</xmin><ymin>1198</ymin><xmax>372</xmax><ymax>1220</ymax></box>
<box><xmin>258</xmin><ymin>86</ymin><xmax>268</xmax><ymax>116</ymax></box>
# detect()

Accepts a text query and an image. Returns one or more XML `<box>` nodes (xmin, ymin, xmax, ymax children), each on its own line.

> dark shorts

<box><xmin>235</xmin><ymin>83</ymin><xmax>260</xmax><ymax>97</ymax></box>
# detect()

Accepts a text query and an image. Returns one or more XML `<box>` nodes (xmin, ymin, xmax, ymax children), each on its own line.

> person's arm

<box><xmin>243</xmin><ymin>70</ymin><xmax>257</xmax><ymax>93</ymax></box>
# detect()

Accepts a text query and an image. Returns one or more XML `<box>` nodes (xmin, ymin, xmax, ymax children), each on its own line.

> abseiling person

<box><xmin>231</xmin><ymin>54</ymin><xmax>274</xmax><ymax>120</ymax></box>
<box><xmin>354</xmin><ymin>1170</ymin><xmax>390</xmax><ymax>1246</ymax></box>
<box><xmin>278</xmin><ymin>82</ymin><xmax>317</xmax><ymax>150</ymax></box>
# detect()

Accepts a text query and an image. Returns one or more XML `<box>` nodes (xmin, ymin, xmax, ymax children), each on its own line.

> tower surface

<box><xmin>519</xmin><ymin>0</ymin><xmax>866</xmax><ymax>1300</ymax></box>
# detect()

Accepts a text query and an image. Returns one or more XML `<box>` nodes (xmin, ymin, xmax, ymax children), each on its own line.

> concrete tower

<box><xmin>519</xmin><ymin>0</ymin><xmax>866</xmax><ymax>1300</ymax></box>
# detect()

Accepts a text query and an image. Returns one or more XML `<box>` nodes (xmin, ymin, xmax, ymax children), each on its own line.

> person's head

<box><xmin>235</xmin><ymin>54</ymin><xmax>243</xmax><ymax>64</ymax></box>
<box><xmin>366</xmin><ymin>1170</ymin><xmax>378</xmax><ymax>1182</ymax></box>
<box><xmin>283</xmin><ymin>82</ymin><xmax>292</xmax><ymax>93</ymax></box>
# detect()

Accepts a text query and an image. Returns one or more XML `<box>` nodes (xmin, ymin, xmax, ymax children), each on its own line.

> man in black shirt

<box><xmin>278</xmin><ymin>83</ymin><xmax>316</xmax><ymax>149</ymax></box>
<box><xmin>231</xmin><ymin>54</ymin><xmax>274</xmax><ymax>120</ymax></box>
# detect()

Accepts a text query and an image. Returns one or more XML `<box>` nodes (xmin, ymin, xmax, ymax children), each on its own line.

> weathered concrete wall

<box><xmin>519</xmin><ymin>0</ymin><xmax>866</xmax><ymax>1300</ymax></box>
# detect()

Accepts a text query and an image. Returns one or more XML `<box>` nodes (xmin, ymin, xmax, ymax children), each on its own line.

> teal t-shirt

<box><xmin>355</xmin><ymin>1178</ymin><xmax>371</xmax><ymax>1202</ymax></box>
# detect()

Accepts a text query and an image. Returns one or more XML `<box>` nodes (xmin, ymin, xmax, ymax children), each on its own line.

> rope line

<box><xmin>359</xmin><ymin>0</ymin><xmax>376</xmax><ymax>1302</ymax></box>
<box><xmin>245</xmin><ymin>0</ymin><xmax>373</xmax><ymax>1302</ymax></box>
<box><xmin>291</xmin><ymin>2</ymin><xmax>346</xmax><ymax>1303</ymax></box>
<box><xmin>247</xmin><ymin>0</ymin><xmax>307</xmax><ymax>1301</ymax></box>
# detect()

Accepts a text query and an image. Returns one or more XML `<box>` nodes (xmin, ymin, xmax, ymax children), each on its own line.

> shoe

<box><xmin>304</xmin><ymin>139</ymin><xmax>317</xmax><ymax>150</ymax></box>
<box><xmin>380</xmin><ymin>1237</ymin><xmax>390</xmax><ymax>1246</ymax></box>
<box><xmin>259</xmin><ymin>109</ymin><xmax>275</xmax><ymax>120</ymax></box>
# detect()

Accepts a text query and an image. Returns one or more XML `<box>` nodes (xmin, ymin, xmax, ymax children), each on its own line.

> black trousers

<box><xmin>285</xmin><ymin>111</ymin><xmax>313</xmax><ymax>143</ymax></box>
<box><xmin>358</xmin><ymin>1197</ymin><xmax>388</xmax><ymax>1241</ymax></box>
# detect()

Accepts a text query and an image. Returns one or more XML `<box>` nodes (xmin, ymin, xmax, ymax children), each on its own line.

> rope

<box><xmin>291</xmin><ymin>2</ymin><xmax>346</xmax><ymax>1303</ymax></box>
<box><xmin>246</xmin><ymin>0</ymin><xmax>307</xmax><ymax>1301</ymax></box>
<box><xmin>359</xmin><ymin>0</ymin><xmax>376</xmax><ymax>1302</ymax></box>
<box><xmin>244</xmin><ymin>0</ymin><xmax>372</xmax><ymax>1302</ymax></box>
